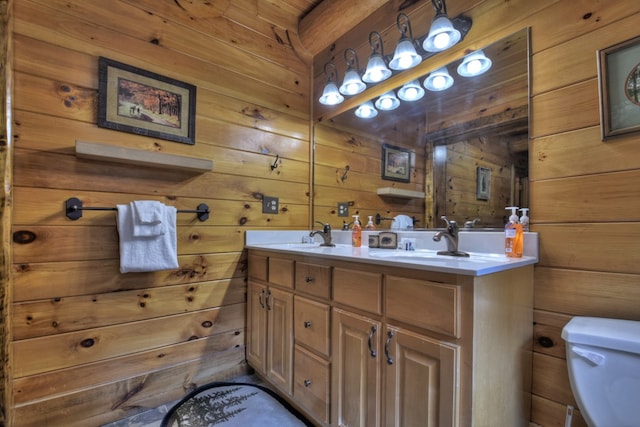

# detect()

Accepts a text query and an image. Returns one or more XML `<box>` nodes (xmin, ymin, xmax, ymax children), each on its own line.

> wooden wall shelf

<box><xmin>75</xmin><ymin>140</ymin><xmax>213</xmax><ymax>172</ymax></box>
<box><xmin>376</xmin><ymin>187</ymin><xmax>425</xmax><ymax>199</ymax></box>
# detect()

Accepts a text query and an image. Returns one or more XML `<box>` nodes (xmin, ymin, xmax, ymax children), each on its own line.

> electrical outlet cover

<box><xmin>262</xmin><ymin>196</ymin><xmax>279</xmax><ymax>214</ymax></box>
<box><xmin>337</xmin><ymin>202</ymin><xmax>349</xmax><ymax>217</ymax></box>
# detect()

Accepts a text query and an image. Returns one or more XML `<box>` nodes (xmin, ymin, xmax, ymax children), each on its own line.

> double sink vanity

<box><xmin>245</xmin><ymin>229</ymin><xmax>537</xmax><ymax>426</ymax></box>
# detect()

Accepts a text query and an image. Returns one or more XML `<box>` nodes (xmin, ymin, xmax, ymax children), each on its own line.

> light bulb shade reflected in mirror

<box><xmin>339</xmin><ymin>68</ymin><xmax>366</xmax><ymax>95</ymax></box>
<box><xmin>397</xmin><ymin>80</ymin><xmax>425</xmax><ymax>101</ymax></box>
<box><xmin>389</xmin><ymin>38</ymin><xmax>422</xmax><ymax>70</ymax></box>
<box><xmin>457</xmin><ymin>49</ymin><xmax>492</xmax><ymax>77</ymax></box>
<box><xmin>363</xmin><ymin>54</ymin><xmax>392</xmax><ymax>83</ymax></box>
<box><xmin>375</xmin><ymin>91</ymin><xmax>400</xmax><ymax>111</ymax></box>
<box><xmin>424</xmin><ymin>66</ymin><xmax>454</xmax><ymax>91</ymax></box>
<box><xmin>355</xmin><ymin>101</ymin><xmax>378</xmax><ymax>118</ymax></box>
<box><xmin>423</xmin><ymin>14</ymin><xmax>461</xmax><ymax>52</ymax></box>
<box><xmin>319</xmin><ymin>81</ymin><xmax>344</xmax><ymax>105</ymax></box>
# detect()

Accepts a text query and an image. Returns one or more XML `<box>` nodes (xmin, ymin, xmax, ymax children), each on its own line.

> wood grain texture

<box><xmin>4</xmin><ymin>0</ymin><xmax>640</xmax><ymax>425</ymax></box>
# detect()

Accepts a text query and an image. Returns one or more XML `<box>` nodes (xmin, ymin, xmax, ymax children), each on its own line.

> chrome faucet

<box><xmin>433</xmin><ymin>216</ymin><xmax>469</xmax><ymax>257</ymax></box>
<box><xmin>310</xmin><ymin>221</ymin><xmax>335</xmax><ymax>247</ymax></box>
<box><xmin>464</xmin><ymin>218</ymin><xmax>481</xmax><ymax>228</ymax></box>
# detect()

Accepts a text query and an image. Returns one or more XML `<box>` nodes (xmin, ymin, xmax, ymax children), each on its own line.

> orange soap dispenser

<box><xmin>351</xmin><ymin>215</ymin><xmax>362</xmax><ymax>247</ymax></box>
<box><xmin>505</xmin><ymin>206</ymin><xmax>523</xmax><ymax>258</ymax></box>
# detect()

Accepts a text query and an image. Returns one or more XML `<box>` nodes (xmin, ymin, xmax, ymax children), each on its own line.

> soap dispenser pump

<box><xmin>505</xmin><ymin>206</ymin><xmax>523</xmax><ymax>258</ymax></box>
<box><xmin>519</xmin><ymin>208</ymin><xmax>530</xmax><ymax>232</ymax></box>
<box><xmin>365</xmin><ymin>215</ymin><xmax>376</xmax><ymax>230</ymax></box>
<box><xmin>352</xmin><ymin>215</ymin><xmax>362</xmax><ymax>247</ymax></box>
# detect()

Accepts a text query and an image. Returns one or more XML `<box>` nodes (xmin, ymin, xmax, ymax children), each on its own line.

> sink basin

<box><xmin>368</xmin><ymin>249</ymin><xmax>507</xmax><ymax>264</ymax></box>
<box><xmin>278</xmin><ymin>243</ymin><xmax>324</xmax><ymax>250</ymax></box>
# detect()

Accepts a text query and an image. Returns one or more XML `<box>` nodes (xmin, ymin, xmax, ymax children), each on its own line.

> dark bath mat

<box><xmin>161</xmin><ymin>382</ymin><xmax>314</xmax><ymax>427</ymax></box>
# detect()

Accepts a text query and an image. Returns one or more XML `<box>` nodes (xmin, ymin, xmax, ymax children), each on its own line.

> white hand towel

<box><xmin>116</xmin><ymin>203</ymin><xmax>179</xmax><ymax>273</ymax></box>
<box><xmin>391</xmin><ymin>214</ymin><xmax>414</xmax><ymax>230</ymax></box>
<box><xmin>131</xmin><ymin>200</ymin><xmax>166</xmax><ymax>237</ymax></box>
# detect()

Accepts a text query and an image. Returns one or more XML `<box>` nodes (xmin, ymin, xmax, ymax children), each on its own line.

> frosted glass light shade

<box><xmin>422</xmin><ymin>15</ymin><xmax>461</xmax><ymax>52</ymax></box>
<box><xmin>319</xmin><ymin>81</ymin><xmax>344</xmax><ymax>105</ymax></box>
<box><xmin>424</xmin><ymin>67</ymin><xmax>454</xmax><ymax>91</ymax></box>
<box><xmin>339</xmin><ymin>68</ymin><xmax>366</xmax><ymax>95</ymax></box>
<box><xmin>389</xmin><ymin>38</ymin><xmax>422</xmax><ymax>70</ymax></box>
<box><xmin>375</xmin><ymin>91</ymin><xmax>400</xmax><ymax>111</ymax></box>
<box><xmin>363</xmin><ymin>54</ymin><xmax>392</xmax><ymax>83</ymax></box>
<box><xmin>397</xmin><ymin>80</ymin><xmax>425</xmax><ymax>101</ymax></box>
<box><xmin>457</xmin><ymin>50</ymin><xmax>492</xmax><ymax>77</ymax></box>
<box><xmin>355</xmin><ymin>101</ymin><xmax>378</xmax><ymax>118</ymax></box>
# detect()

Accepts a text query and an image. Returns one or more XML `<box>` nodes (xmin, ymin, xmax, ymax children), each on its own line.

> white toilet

<box><xmin>561</xmin><ymin>317</ymin><xmax>640</xmax><ymax>427</ymax></box>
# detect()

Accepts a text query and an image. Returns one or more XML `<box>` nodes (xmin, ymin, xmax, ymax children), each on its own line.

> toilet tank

<box><xmin>562</xmin><ymin>317</ymin><xmax>640</xmax><ymax>427</ymax></box>
<box><xmin>561</xmin><ymin>317</ymin><xmax>640</xmax><ymax>354</ymax></box>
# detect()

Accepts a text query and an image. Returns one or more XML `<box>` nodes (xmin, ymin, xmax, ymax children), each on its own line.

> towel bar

<box><xmin>65</xmin><ymin>197</ymin><xmax>210</xmax><ymax>222</ymax></box>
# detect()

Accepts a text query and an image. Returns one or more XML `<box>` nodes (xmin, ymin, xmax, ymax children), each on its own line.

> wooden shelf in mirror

<box><xmin>377</xmin><ymin>187</ymin><xmax>425</xmax><ymax>199</ymax></box>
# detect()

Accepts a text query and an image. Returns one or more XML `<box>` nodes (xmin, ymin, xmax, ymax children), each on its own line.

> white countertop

<box><xmin>246</xmin><ymin>230</ymin><xmax>538</xmax><ymax>277</ymax></box>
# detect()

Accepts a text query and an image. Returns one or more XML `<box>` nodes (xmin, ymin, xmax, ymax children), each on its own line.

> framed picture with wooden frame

<box><xmin>381</xmin><ymin>144</ymin><xmax>412</xmax><ymax>183</ymax></box>
<box><xmin>98</xmin><ymin>57</ymin><xmax>197</xmax><ymax>145</ymax></box>
<box><xmin>476</xmin><ymin>166</ymin><xmax>491</xmax><ymax>200</ymax></box>
<box><xmin>597</xmin><ymin>35</ymin><xmax>640</xmax><ymax>140</ymax></box>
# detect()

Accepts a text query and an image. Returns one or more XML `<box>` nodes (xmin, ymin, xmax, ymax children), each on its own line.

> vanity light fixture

<box><xmin>397</xmin><ymin>79</ymin><xmax>425</xmax><ymax>101</ymax></box>
<box><xmin>375</xmin><ymin>90</ymin><xmax>401</xmax><ymax>111</ymax></box>
<box><xmin>355</xmin><ymin>100</ymin><xmax>378</xmax><ymax>118</ymax></box>
<box><xmin>362</xmin><ymin>31</ymin><xmax>392</xmax><ymax>83</ymax></box>
<box><xmin>339</xmin><ymin>48</ymin><xmax>366</xmax><ymax>96</ymax></box>
<box><xmin>457</xmin><ymin>49</ymin><xmax>492</xmax><ymax>77</ymax></box>
<box><xmin>318</xmin><ymin>62</ymin><xmax>344</xmax><ymax>106</ymax></box>
<box><xmin>424</xmin><ymin>66</ymin><xmax>454</xmax><ymax>91</ymax></box>
<box><xmin>388</xmin><ymin>13</ymin><xmax>422</xmax><ymax>71</ymax></box>
<box><xmin>423</xmin><ymin>0</ymin><xmax>461</xmax><ymax>52</ymax></box>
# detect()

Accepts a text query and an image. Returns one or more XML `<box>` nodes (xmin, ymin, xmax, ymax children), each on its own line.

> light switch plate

<box><xmin>262</xmin><ymin>196</ymin><xmax>279</xmax><ymax>214</ymax></box>
<box><xmin>337</xmin><ymin>202</ymin><xmax>349</xmax><ymax>217</ymax></box>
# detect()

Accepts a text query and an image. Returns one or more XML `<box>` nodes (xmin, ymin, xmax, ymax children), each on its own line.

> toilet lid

<box><xmin>561</xmin><ymin>317</ymin><xmax>640</xmax><ymax>354</ymax></box>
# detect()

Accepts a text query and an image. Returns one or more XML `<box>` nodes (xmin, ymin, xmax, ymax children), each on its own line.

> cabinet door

<box><xmin>267</xmin><ymin>286</ymin><xmax>294</xmax><ymax>394</ymax></box>
<box><xmin>246</xmin><ymin>280</ymin><xmax>267</xmax><ymax>373</ymax></box>
<box><xmin>332</xmin><ymin>308</ymin><xmax>381</xmax><ymax>427</ymax></box>
<box><xmin>383</xmin><ymin>326</ymin><xmax>459</xmax><ymax>427</ymax></box>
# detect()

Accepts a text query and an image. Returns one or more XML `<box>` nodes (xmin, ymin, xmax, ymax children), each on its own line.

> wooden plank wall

<box><xmin>527</xmin><ymin>1</ymin><xmax>640</xmax><ymax>425</ymax></box>
<box><xmin>436</xmin><ymin>136</ymin><xmax>522</xmax><ymax>228</ymax></box>
<box><xmin>9</xmin><ymin>0</ymin><xmax>310</xmax><ymax>425</ymax></box>
<box><xmin>313</xmin><ymin>123</ymin><xmax>426</xmax><ymax>229</ymax></box>
<box><xmin>5</xmin><ymin>0</ymin><xmax>640</xmax><ymax>426</ymax></box>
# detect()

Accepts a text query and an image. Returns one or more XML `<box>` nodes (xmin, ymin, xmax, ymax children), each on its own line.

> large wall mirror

<box><xmin>312</xmin><ymin>27</ymin><xmax>530</xmax><ymax>229</ymax></box>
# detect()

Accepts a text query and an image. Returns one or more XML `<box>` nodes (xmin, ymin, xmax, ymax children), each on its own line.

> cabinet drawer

<box><xmin>386</xmin><ymin>275</ymin><xmax>461</xmax><ymax>338</ymax></box>
<box><xmin>294</xmin><ymin>345</ymin><xmax>330</xmax><ymax>424</ymax></box>
<box><xmin>248</xmin><ymin>254</ymin><xmax>268</xmax><ymax>281</ymax></box>
<box><xmin>295</xmin><ymin>262</ymin><xmax>331</xmax><ymax>299</ymax></box>
<box><xmin>294</xmin><ymin>296</ymin><xmax>330</xmax><ymax>356</ymax></box>
<box><xmin>268</xmin><ymin>257</ymin><xmax>294</xmax><ymax>289</ymax></box>
<box><xmin>333</xmin><ymin>267</ymin><xmax>382</xmax><ymax>314</ymax></box>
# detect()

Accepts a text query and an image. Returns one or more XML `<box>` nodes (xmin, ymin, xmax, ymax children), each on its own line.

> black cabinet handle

<box><xmin>265</xmin><ymin>290</ymin><xmax>271</xmax><ymax>310</ymax></box>
<box><xmin>368</xmin><ymin>325</ymin><xmax>377</xmax><ymax>358</ymax></box>
<box><xmin>304</xmin><ymin>321</ymin><xmax>312</xmax><ymax>328</ymax></box>
<box><xmin>304</xmin><ymin>379</ymin><xmax>312</xmax><ymax>387</ymax></box>
<box><xmin>305</xmin><ymin>276</ymin><xmax>314</xmax><ymax>283</ymax></box>
<box><xmin>258</xmin><ymin>289</ymin><xmax>265</xmax><ymax>309</ymax></box>
<box><xmin>385</xmin><ymin>330</ymin><xmax>394</xmax><ymax>365</ymax></box>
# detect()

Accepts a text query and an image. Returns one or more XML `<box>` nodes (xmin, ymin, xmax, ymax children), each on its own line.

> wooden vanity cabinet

<box><xmin>246</xmin><ymin>255</ymin><xmax>294</xmax><ymax>394</ymax></box>
<box><xmin>247</xmin><ymin>250</ymin><xmax>533</xmax><ymax>427</ymax></box>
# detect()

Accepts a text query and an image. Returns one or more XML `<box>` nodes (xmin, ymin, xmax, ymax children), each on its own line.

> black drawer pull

<box><xmin>368</xmin><ymin>325</ymin><xmax>377</xmax><ymax>358</ymax></box>
<box><xmin>304</xmin><ymin>379</ymin><xmax>312</xmax><ymax>387</ymax></box>
<box><xmin>304</xmin><ymin>321</ymin><xmax>312</xmax><ymax>328</ymax></box>
<box><xmin>305</xmin><ymin>276</ymin><xmax>314</xmax><ymax>283</ymax></box>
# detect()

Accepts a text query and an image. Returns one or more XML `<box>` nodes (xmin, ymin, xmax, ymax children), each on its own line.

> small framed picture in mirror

<box><xmin>598</xmin><ymin>35</ymin><xmax>640</xmax><ymax>140</ymax></box>
<box><xmin>476</xmin><ymin>167</ymin><xmax>491</xmax><ymax>200</ymax></box>
<box><xmin>382</xmin><ymin>144</ymin><xmax>412</xmax><ymax>182</ymax></box>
